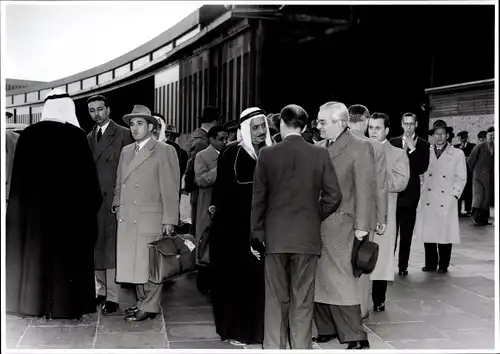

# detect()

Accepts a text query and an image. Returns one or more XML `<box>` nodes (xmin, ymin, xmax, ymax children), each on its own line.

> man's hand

<box><xmin>376</xmin><ymin>223</ymin><xmax>386</xmax><ymax>235</ymax></box>
<box><xmin>403</xmin><ymin>134</ymin><xmax>416</xmax><ymax>151</ymax></box>
<box><xmin>354</xmin><ymin>229</ymin><xmax>368</xmax><ymax>240</ymax></box>
<box><xmin>162</xmin><ymin>224</ymin><xmax>176</xmax><ymax>236</ymax></box>
<box><xmin>250</xmin><ymin>246</ymin><xmax>261</xmax><ymax>260</ymax></box>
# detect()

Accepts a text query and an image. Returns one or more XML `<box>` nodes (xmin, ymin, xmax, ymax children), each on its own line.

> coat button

<box><xmin>426</xmin><ymin>203</ymin><xmax>430</xmax><ymax>206</ymax></box>
<box><xmin>429</xmin><ymin>174</ymin><xmax>432</xmax><ymax>176</ymax></box>
<box><xmin>441</xmin><ymin>191</ymin><xmax>444</xmax><ymax>193</ymax></box>
<box><xmin>133</xmin><ymin>201</ymin><xmax>137</xmax><ymax>205</ymax></box>
<box><xmin>428</xmin><ymin>189</ymin><xmax>431</xmax><ymax>191</ymax></box>
<box><xmin>135</xmin><ymin>184</ymin><xmax>139</xmax><ymax>187</ymax></box>
<box><xmin>443</xmin><ymin>175</ymin><xmax>446</xmax><ymax>178</ymax></box>
<box><xmin>133</xmin><ymin>220</ymin><xmax>137</xmax><ymax>224</ymax></box>
<box><xmin>440</xmin><ymin>205</ymin><xmax>443</xmax><ymax>207</ymax></box>
<box><xmin>119</xmin><ymin>219</ymin><xmax>123</xmax><ymax>222</ymax></box>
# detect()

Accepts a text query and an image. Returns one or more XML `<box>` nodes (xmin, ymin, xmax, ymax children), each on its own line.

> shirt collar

<box><xmin>99</xmin><ymin>120</ymin><xmax>110</xmax><ymax>134</ymax></box>
<box><xmin>136</xmin><ymin>136</ymin><xmax>152</xmax><ymax>151</ymax></box>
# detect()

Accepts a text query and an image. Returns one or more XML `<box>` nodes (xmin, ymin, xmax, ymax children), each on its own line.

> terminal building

<box><xmin>5</xmin><ymin>4</ymin><xmax>495</xmax><ymax>146</ymax></box>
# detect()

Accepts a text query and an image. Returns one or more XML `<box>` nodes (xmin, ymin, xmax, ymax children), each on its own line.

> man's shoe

<box><xmin>102</xmin><ymin>301</ymin><xmax>119</xmax><ymax>315</ymax></box>
<box><xmin>422</xmin><ymin>266</ymin><xmax>437</xmax><ymax>272</ymax></box>
<box><xmin>347</xmin><ymin>340</ymin><xmax>370</xmax><ymax>349</ymax></box>
<box><xmin>124</xmin><ymin>310</ymin><xmax>157</xmax><ymax>322</ymax></box>
<box><xmin>312</xmin><ymin>334</ymin><xmax>338</xmax><ymax>343</ymax></box>
<box><xmin>374</xmin><ymin>303</ymin><xmax>385</xmax><ymax>312</ymax></box>
<box><xmin>437</xmin><ymin>268</ymin><xmax>448</xmax><ymax>274</ymax></box>
<box><xmin>95</xmin><ymin>295</ymin><xmax>106</xmax><ymax>306</ymax></box>
<box><xmin>125</xmin><ymin>306</ymin><xmax>139</xmax><ymax>314</ymax></box>
<box><xmin>398</xmin><ymin>269</ymin><xmax>408</xmax><ymax>276</ymax></box>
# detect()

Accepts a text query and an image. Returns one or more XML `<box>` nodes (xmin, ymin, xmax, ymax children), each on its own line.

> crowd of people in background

<box><xmin>4</xmin><ymin>87</ymin><xmax>495</xmax><ymax>350</ymax></box>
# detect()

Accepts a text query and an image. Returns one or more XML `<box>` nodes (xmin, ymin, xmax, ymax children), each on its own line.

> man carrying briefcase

<box><xmin>112</xmin><ymin>105</ymin><xmax>180</xmax><ymax>322</ymax></box>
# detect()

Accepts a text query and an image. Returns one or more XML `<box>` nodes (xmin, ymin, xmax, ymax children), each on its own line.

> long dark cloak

<box><xmin>6</xmin><ymin>121</ymin><xmax>102</xmax><ymax>319</ymax></box>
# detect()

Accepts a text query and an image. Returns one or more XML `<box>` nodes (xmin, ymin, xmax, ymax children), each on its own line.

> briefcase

<box><xmin>148</xmin><ymin>233</ymin><xmax>197</xmax><ymax>284</ymax></box>
<box><xmin>351</xmin><ymin>236</ymin><xmax>379</xmax><ymax>278</ymax></box>
<box><xmin>196</xmin><ymin>222</ymin><xmax>211</xmax><ymax>267</ymax></box>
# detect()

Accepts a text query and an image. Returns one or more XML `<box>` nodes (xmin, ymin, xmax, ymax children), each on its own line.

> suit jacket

<box><xmin>194</xmin><ymin>144</ymin><xmax>219</xmax><ymax>242</ymax></box>
<box><xmin>454</xmin><ymin>142</ymin><xmax>476</xmax><ymax>158</ymax></box>
<box><xmin>113</xmin><ymin>138</ymin><xmax>180</xmax><ymax>283</ymax></box>
<box><xmin>166</xmin><ymin>140</ymin><xmax>188</xmax><ymax>177</ymax></box>
<box><xmin>88</xmin><ymin>120</ymin><xmax>134</xmax><ymax>269</ymax></box>
<box><xmin>185</xmin><ymin>128</ymin><xmax>210</xmax><ymax>193</ymax></box>
<box><xmin>251</xmin><ymin>134</ymin><xmax>342</xmax><ymax>255</ymax></box>
<box><xmin>467</xmin><ymin>142</ymin><xmax>494</xmax><ymax>209</ymax></box>
<box><xmin>389</xmin><ymin>135</ymin><xmax>430</xmax><ymax>207</ymax></box>
<box><xmin>351</xmin><ymin>129</ymin><xmax>388</xmax><ymax>228</ymax></box>
<box><xmin>6</xmin><ymin>130</ymin><xmax>19</xmax><ymax>203</ymax></box>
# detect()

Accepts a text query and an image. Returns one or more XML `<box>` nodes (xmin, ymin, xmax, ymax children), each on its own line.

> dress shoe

<box><xmin>346</xmin><ymin>340</ymin><xmax>370</xmax><ymax>349</ymax></box>
<box><xmin>398</xmin><ymin>269</ymin><xmax>408</xmax><ymax>276</ymax></box>
<box><xmin>421</xmin><ymin>266</ymin><xmax>437</xmax><ymax>272</ymax></box>
<box><xmin>124</xmin><ymin>310</ymin><xmax>157</xmax><ymax>322</ymax></box>
<box><xmin>102</xmin><ymin>301</ymin><xmax>119</xmax><ymax>315</ymax></box>
<box><xmin>374</xmin><ymin>303</ymin><xmax>385</xmax><ymax>312</ymax></box>
<box><xmin>125</xmin><ymin>306</ymin><xmax>139</xmax><ymax>314</ymax></box>
<box><xmin>437</xmin><ymin>268</ymin><xmax>448</xmax><ymax>274</ymax></box>
<box><xmin>312</xmin><ymin>334</ymin><xmax>338</xmax><ymax>343</ymax></box>
<box><xmin>95</xmin><ymin>295</ymin><xmax>106</xmax><ymax>306</ymax></box>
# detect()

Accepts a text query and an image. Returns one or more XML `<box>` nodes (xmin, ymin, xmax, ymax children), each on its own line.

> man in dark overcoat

<box><xmin>6</xmin><ymin>89</ymin><xmax>102</xmax><ymax>319</ymax></box>
<box><xmin>467</xmin><ymin>126</ymin><xmax>494</xmax><ymax>226</ymax></box>
<box><xmin>87</xmin><ymin>95</ymin><xmax>134</xmax><ymax>314</ymax></box>
<box><xmin>251</xmin><ymin>104</ymin><xmax>342</xmax><ymax>349</ymax></box>
<box><xmin>390</xmin><ymin>113</ymin><xmax>430</xmax><ymax>276</ymax></box>
<box><xmin>454</xmin><ymin>131</ymin><xmax>476</xmax><ymax>216</ymax></box>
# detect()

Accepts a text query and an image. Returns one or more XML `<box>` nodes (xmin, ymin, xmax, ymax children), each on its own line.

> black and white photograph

<box><xmin>1</xmin><ymin>1</ymin><xmax>497</xmax><ymax>351</ymax></box>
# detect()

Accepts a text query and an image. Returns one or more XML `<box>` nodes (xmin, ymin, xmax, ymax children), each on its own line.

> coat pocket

<box><xmin>138</xmin><ymin>202</ymin><xmax>162</xmax><ymax>235</ymax></box>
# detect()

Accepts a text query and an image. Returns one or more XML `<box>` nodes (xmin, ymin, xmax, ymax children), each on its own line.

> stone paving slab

<box><xmin>3</xmin><ymin>207</ymin><xmax>495</xmax><ymax>350</ymax></box>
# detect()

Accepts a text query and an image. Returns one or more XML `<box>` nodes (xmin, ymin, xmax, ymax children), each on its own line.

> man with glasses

<box><xmin>313</xmin><ymin>102</ymin><xmax>374</xmax><ymax>349</ymax></box>
<box><xmin>389</xmin><ymin>113</ymin><xmax>430</xmax><ymax>276</ymax></box>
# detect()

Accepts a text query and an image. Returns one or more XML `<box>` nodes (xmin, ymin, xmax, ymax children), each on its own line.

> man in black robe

<box><xmin>6</xmin><ymin>89</ymin><xmax>102</xmax><ymax>319</ymax></box>
<box><xmin>209</xmin><ymin>107</ymin><xmax>273</xmax><ymax>346</ymax></box>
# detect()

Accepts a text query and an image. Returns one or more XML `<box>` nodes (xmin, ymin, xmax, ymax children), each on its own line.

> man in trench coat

<box><xmin>414</xmin><ymin>120</ymin><xmax>466</xmax><ymax>273</ymax></box>
<box><xmin>87</xmin><ymin>95</ymin><xmax>134</xmax><ymax>314</ymax></box>
<box><xmin>313</xmin><ymin>102</ymin><xmax>374</xmax><ymax>350</ymax></box>
<box><xmin>112</xmin><ymin>105</ymin><xmax>180</xmax><ymax>322</ymax></box>
<box><xmin>347</xmin><ymin>104</ymin><xmax>388</xmax><ymax>318</ymax></box>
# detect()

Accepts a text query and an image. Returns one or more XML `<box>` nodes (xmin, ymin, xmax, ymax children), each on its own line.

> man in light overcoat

<box><xmin>112</xmin><ymin>104</ymin><xmax>180</xmax><ymax>322</ymax></box>
<box><xmin>87</xmin><ymin>95</ymin><xmax>134</xmax><ymax>314</ymax></box>
<box><xmin>414</xmin><ymin>120</ymin><xmax>466</xmax><ymax>273</ymax></box>
<box><xmin>368</xmin><ymin>113</ymin><xmax>409</xmax><ymax>311</ymax></box>
<box><xmin>347</xmin><ymin>104</ymin><xmax>388</xmax><ymax>318</ymax></box>
<box><xmin>313</xmin><ymin>102</ymin><xmax>374</xmax><ymax>350</ymax></box>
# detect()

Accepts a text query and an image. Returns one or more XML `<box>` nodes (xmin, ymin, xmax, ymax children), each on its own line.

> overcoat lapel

<box><xmin>428</xmin><ymin>145</ymin><xmax>453</xmax><ymax>175</ymax></box>
<box><xmin>123</xmin><ymin>138</ymin><xmax>156</xmax><ymax>181</ymax></box>
<box><xmin>328</xmin><ymin>129</ymin><xmax>351</xmax><ymax>159</ymax></box>
<box><xmin>93</xmin><ymin>121</ymin><xmax>118</xmax><ymax>161</ymax></box>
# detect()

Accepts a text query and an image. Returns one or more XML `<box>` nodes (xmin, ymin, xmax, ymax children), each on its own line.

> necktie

<box><xmin>97</xmin><ymin>128</ymin><xmax>102</xmax><ymax>142</ymax></box>
<box><xmin>135</xmin><ymin>144</ymin><xmax>140</xmax><ymax>155</ymax></box>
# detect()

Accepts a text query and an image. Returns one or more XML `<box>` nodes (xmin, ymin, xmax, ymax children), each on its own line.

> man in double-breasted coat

<box><xmin>467</xmin><ymin>126</ymin><xmax>494</xmax><ymax>226</ymax></box>
<box><xmin>313</xmin><ymin>102</ymin><xmax>374</xmax><ymax>350</ymax></box>
<box><xmin>347</xmin><ymin>104</ymin><xmax>388</xmax><ymax>318</ymax></box>
<box><xmin>112</xmin><ymin>105</ymin><xmax>180</xmax><ymax>322</ymax></box>
<box><xmin>415</xmin><ymin>120</ymin><xmax>466</xmax><ymax>273</ymax></box>
<box><xmin>87</xmin><ymin>95</ymin><xmax>134</xmax><ymax>314</ymax></box>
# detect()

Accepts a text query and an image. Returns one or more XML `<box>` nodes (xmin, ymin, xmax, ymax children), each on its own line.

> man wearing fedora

<box><xmin>454</xmin><ymin>131</ymin><xmax>476</xmax><ymax>217</ymax></box>
<box><xmin>414</xmin><ymin>120</ymin><xmax>466</xmax><ymax>274</ymax></box>
<box><xmin>223</xmin><ymin>119</ymin><xmax>239</xmax><ymax>142</ymax></box>
<box><xmin>390</xmin><ymin>113</ymin><xmax>430</xmax><ymax>276</ymax></box>
<box><xmin>112</xmin><ymin>104</ymin><xmax>180</xmax><ymax>322</ymax></box>
<box><xmin>87</xmin><ymin>94</ymin><xmax>134</xmax><ymax>315</ymax></box>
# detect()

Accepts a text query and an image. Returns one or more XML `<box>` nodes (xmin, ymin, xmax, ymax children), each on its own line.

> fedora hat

<box><xmin>165</xmin><ymin>124</ymin><xmax>180</xmax><ymax>137</ymax></box>
<box><xmin>199</xmin><ymin>106</ymin><xmax>221</xmax><ymax>123</ymax></box>
<box><xmin>351</xmin><ymin>238</ymin><xmax>379</xmax><ymax>277</ymax></box>
<box><xmin>429</xmin><ymin>119</ymin><xmax>453</xmax><ymax>135</ymax></box>
<box><xmin>123</xmin><ymin>105</ymin><xmax>158</xmax><ymax>128</ymax></box>
<box><xmin>223</xmin><ymin>119</ymin><xmax>239</xmax><ymax>132</ymax></box>
<box><xmin>457</xmin><ymin>131</ymin><xmax>468</xmax><ymax>138</ymax></box>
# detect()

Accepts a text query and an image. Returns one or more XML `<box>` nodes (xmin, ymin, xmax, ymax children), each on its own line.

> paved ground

<box><xmin>4</xmin><ymin>202</ymin><xmax>496</xmax><ymax>350</ymax></box>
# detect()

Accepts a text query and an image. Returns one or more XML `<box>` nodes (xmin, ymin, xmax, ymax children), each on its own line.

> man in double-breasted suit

<box><xmin>347</xmin><ymin>104</ymin><xmax>388</xmax><ymax>318</ymax></box>
<box><xmin>87</xmin><ymin>95</ymin><xmax>134</xmax><ymax>314</ymax></box>
<box><xmin>112</xmin><ymin>105</ymin><xmax>180</xmax><ymax>322</ymax></box>
<box><xmin>313</xmin><ymin>102</ymin><xmax>374</xmax><ymax>350</ymax></box>
<box><xmin>390</xmin><ymin>113</ymin><xmax>430</xmax><ymax>276</ymax></box>
<box><xmin>251</xmin><ymin>104</ymin><xmax>342</xmax><ymax>349</ymax></box>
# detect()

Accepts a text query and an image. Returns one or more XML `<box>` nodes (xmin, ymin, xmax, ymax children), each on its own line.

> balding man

<box><xmin>314</xmin><ymin>102</ymin><xmax>374</xmax><ymax>349</ymax></box>
<box><xmin>347</xmin><ymin>104</ymin><xmax>388</xmax><ymax>318</ymax></box>
<box><xmin>251</xmin><ymin>104</ymin><xmax>342</xmax><ymax>349</ymax></box>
